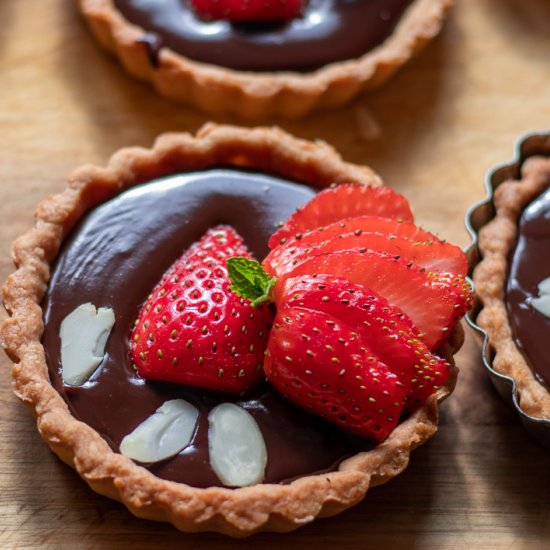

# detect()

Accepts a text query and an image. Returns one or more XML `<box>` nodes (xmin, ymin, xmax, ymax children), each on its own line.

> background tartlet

<box><xmin>75</xmin><ymin>0</ymin><xmax>454</xmax><ymax>119</ymax></box>
<box><xmin>467</xmin><ymin>130</ymin><xmax>550</xmax><ymax>448</ymax></box>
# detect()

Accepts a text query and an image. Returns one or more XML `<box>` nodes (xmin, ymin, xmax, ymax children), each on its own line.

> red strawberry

<box><xmin>264</xmin><ymin>305</ymin><xmax>408</xmax><ymax>441</ymax></box>
<box><xmin>271</xmin><ymin>249</ymin><xmax>473</xmax><ymax>349</ymax></box>
<box><xmin>190</xmin><ymin>0</ymin><xmax>304</xmax><ymax>22</ymax></box>
<box><xmin>263</xmin><ymin>230</ymin><xmax>468</xmax><ymax>277</ymax></box>
<box><xmin>131</xmin><ymin>226</ymin><xmax>272</xmax><ymax>393</ymax></box>
<box><xmin>282</xmin><ymin>275</ymin><xmax>454</xmax><ymax>406</ymax></box>
<box><xmin>273</xmin><ymin>216</ymin><xmax>440</xmax><ymax>251</ymax></box>
<box><xmin>268</xmin><ymin>184</ymin><xmax>414</xmax><ymax>249</ymax></box>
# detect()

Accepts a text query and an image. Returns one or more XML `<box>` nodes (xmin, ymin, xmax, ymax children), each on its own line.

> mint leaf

<box><xmin>226</xmin><ymin>257</ymin><xmax>276</xmax><ymax>308</ymax></box>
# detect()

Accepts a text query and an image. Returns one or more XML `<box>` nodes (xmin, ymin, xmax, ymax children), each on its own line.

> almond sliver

<box><xmin>120</xmin><ymin>399</ymin><xmax>198</xmax><ymax>463</ymax></box>
<box><xmin>208</xmin><ymin>403</ymin><xmax>267</xmax><ymax>487</ymax></box>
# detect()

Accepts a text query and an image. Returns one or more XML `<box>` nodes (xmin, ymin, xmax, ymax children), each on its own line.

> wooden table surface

<box><xmin>1</xmin><ymin>0</ymin><xmax>550</xmax><ymax>548</ymax></box>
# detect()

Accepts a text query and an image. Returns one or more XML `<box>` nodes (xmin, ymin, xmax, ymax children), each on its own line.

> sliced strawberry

<box><xmin>264</xmin><ymin>230</ymin><xmax>468</xmax><ymax>277</ymax></box>
<box><xmin>426</xmin><ymin>271</ymin><xmax>474</xmax><ymax>343</ymax></box>
<box><xmin>275</xmin><ymin>216</ymin><xmax>440</xmax><ymax>250</ymax></box>
<box><xmin>283</xmin><ymin>275</ymin><xmax>453</xmax><ymax>406</ymax></box>
<box><xmin>271</xmin><ymin>249</ymin><xmax>473</xmax><ymax>349</ymax></box>
<box><xmin>268</xmin><ymin>184</ymin><xmax>414</xmax><ymax>249</ymax></box>
<box><xmin>265</xmin><ymin>305</ymin><xmax>407</xmax><ymax>441</ymax></box>
<box><xmin>131</xmin><ymin>226</ymin><xmax>273</xmax><ymax>393</ymax></box>
<box><xmin>190</xmin><ymin>0</ymin><xmax>304</xmax><ymax>22</ymax></box>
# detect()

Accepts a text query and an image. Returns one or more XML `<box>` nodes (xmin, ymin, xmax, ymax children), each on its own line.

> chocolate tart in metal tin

<box><xmin>466</xmin><ymin>130</ymin><xmax>550</xmax><ymax>449</ymax></box>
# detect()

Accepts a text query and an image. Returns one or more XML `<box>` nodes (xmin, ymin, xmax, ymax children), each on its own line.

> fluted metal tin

<box><xmin>465</xmin><ymin>130</ymin><xmax>550</xmax><ymax>449</ymax></box>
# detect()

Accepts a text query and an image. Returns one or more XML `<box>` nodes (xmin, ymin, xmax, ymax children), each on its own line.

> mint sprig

<box><xmin>226</xmin><ymin>257</ymin><xmax>276</xmax><ymax>308</ymax></box>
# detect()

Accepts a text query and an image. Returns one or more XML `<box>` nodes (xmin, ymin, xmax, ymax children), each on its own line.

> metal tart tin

<box><xmin>465</xmin><ymin>130</ymin><xmax>550</xmax><ymax>449</ymax></box>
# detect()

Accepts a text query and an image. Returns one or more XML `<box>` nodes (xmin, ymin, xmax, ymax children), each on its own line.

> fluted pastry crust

<box><xmin>474</xmin><ymin>156</ymin><xmax>550</xmax><ymax>420</ymax></box>
<box><xmin>1</xmin><ymin>124</ymin><xmax>461</xmax><ymax>536</ymax></box>
<box><xmin>75</xmin><ymin>0</ymin><xmax>454</xmax><ymax>119</ymax></box>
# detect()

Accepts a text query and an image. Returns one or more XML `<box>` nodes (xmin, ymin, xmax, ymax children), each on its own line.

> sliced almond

<box><xmin>59</xmin><ymin>302</ymin><xmax>115</xmax><ymax>385</ymax></box>
<box><xmin>208</xmin><ymin>403</ymin><xmax>267</xmax><ymax>487</ymax></box>
<box><xmin>531</xmin><ymin>277</ymin><xmax>550</xmax><ymax>318</ymax></box>
<box><xmin>120</xmin><ymin>399</ymin><xmax>199</xmax><ymax>463</ymax></box>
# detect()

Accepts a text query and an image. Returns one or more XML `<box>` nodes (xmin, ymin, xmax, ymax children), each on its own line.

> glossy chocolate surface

<box><xmin>113</xmin><ymin>0</ymin><xmax>414</xmax><ymax>71</ymax></box>
<box><xmin>42</xmin><ymin>169</ymin><xmax>373</xmax><ymax>487</ymax></box>
<box><xmin>507</xmin><ymin>186</ymin><xmax>550</xmax><ymax>388</ymax></box>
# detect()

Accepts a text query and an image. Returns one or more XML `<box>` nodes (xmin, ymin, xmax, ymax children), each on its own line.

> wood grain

<box><xmin>1</xmin><ymin>0</ymin><xmax>550</xmax><ymax>548</ymax></box>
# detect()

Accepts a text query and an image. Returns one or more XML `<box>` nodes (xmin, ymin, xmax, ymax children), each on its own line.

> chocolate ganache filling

<box><xmin>507</xmin><ymin>185</ymin><xmax>550</xmax><ymax>388</ymax></box>
<box><xmin>42</xmin><ymin>169</ymin><xmax>375</xmax><ymax>487</ymax></box>
<box><xmin>113</xmin><ymin>0</ymin><xmax>414</xmax><ymax>71</ymax></box>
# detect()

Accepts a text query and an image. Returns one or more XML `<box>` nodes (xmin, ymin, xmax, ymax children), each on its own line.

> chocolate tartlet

<box><xmin>472</xmin><ymin>142</ymin><xmax>550</xmax><ymax>425</ymax></box>
<box><xmin>76</xmin><ymin>0</ymin><xmax>454</xmax><ymax>118</ymax></box>
<box><xmin>1</xmin><ymin>124</ymin><xmax>462</xmax><ymax>535</ymax></box>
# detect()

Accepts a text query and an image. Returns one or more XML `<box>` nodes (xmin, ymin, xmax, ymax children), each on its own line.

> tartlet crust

<box><xmin>75</xmin><ymin>0</ymin><xmax>454</xmax><ymax>119</ymax></box>
<box><xmin>1</xmin><ymin>123</ymin><xmax>462</xmax><ymax>536</ymax></box>
<box><xmin>473</xmin><ymin>156</ymin><xmax>550</xmax><ymax>421</ymax></box>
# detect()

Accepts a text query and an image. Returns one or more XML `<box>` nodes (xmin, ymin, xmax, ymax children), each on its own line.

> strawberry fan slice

<box><xmin>264</xmin><ymin>230</ymin><xmax>468</xmax><ymax>277</ymax></box>
<box><xmin>265</xmin><ymin>305</ymin><xmax>408</xmax><ymax>441</ymax></box>
<box><xmin>268</xmin><ymin>184</ymin><xmax>414</xmax><ymax>249</ymax></box>
<box><xmin>275</xmin><ymin>216</ymin><xmax>442</xmax><ymax>250</ymax></box>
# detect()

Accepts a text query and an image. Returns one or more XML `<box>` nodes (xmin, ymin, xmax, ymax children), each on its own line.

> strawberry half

<box><xmin>190</xmin><ymin>0</ymin><xmax>304</xmax><ymax>22</ymax></box>
<box><xmin>264</xmin><ymin>304</ymin><xmax>408</xmax><ymax>441</ymax></box>
<box><xmin>282</xmin><ymin>275</ymin><xmax>454</xmax><ymax>406</ymax></box>
<box><xmin>131</xmin><ymin>226</ymin><xmax>273</xmax><ymax>393</ymax></box>
<box><xmin>268</xmin><ymin>184</ymin><xmax>414</xmax><ymax>249</ymax></box>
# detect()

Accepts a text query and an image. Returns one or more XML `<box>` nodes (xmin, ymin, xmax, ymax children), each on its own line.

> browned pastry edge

<box><xmin>473</xmin><ymin>156</ymin><xmax>550</xmax><ymax>420</ymax></box>
<box><xmin>1</xmin><ymin>123</ymin><xmax>462</xmax><ymax>536</ymax></box>
<box><xmin>75</xmin><ymin>0</ymin><xmax>454</xmax><ymax>119</ymax></box>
